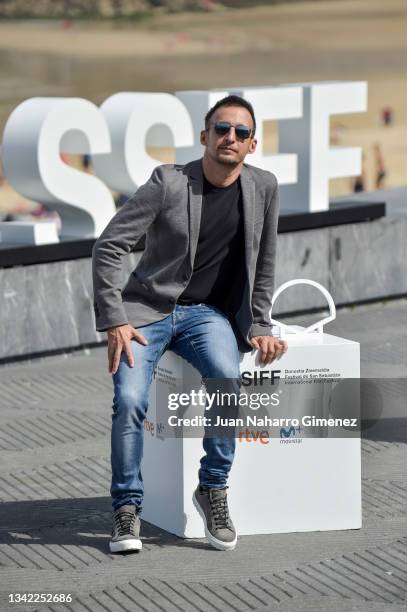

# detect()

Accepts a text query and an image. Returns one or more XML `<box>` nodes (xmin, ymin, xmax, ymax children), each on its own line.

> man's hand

<box><xmin>250</xmin><ymin>335</ymin><xmax>288</xmax><ymax>364</ymax></box>
<box><xmin>107</xmin><ymin>324</ymin><xmax>148</xmax><ymax>375</ymax></box>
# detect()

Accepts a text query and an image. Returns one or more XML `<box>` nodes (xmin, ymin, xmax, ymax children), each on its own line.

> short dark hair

<box><xmin>204</xmin><ymin>94</ymin><xmax>256</xmax><ymax>136</ymax></box>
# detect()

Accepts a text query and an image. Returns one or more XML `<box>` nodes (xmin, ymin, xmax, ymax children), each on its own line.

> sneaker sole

<box><xmin>109</xmin><ymin>538</ymin><xmax>142</xmax><ymax>553</ymax></box>
<box><xmin>192</xmin><ymin>491</ymin><xmax>237</xmax><ymax>551</ymax></box>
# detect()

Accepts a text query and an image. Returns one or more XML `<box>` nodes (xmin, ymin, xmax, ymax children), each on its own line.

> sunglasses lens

<box><xmin>214</xmin><ymin>122</ymin><xmax>231</xmax><ymax>136</ymax></box>
<box><xmin>213</xmin><ymin>121</ymin><xmax>252</xmax><ymax>139</ymax></box>
<box><xmin>235</xmin><ymin>125</ymin><xmax>251</xmax><ymax>139</ymax></box>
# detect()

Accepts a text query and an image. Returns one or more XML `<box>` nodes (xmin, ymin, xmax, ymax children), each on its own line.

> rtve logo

<box><xmin>241</xmin><ymin>370</ymin><xmax>281</xmax><ymax>386</ymax></box>
<box><xmin>143</xmin><ymin>419</ymin><xmax>155</xmax><ymax>437</ymax></box>
<box><xmin>238</xmin><ymin>429</ymin><xmax>270</xmax><ymax>445</ymax></box>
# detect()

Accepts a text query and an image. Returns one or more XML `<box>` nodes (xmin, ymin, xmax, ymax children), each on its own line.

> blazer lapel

<box><xmin>186</xmin><ymin>159</ymin><xmax>204</xmax><ymax>269</ymax></box>
<box><xmin>240</xmin><ymin>164</ymin><xmax>255</xmax><ymax>274</ymax></box>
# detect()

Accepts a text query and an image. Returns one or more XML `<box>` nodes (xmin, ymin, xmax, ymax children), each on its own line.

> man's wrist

<box><xmin>95</xmin><ymin>311</ymin><xmax>129</xmax><ymax>333</ymax></box>
<box><xmin>108</xmin><ymin>323</ymin><xmax>128</xmax><ymax>332</ymax></box>
<box><xmin>249</xmin><ymin>323</ymin><xmax>274</xmax><ymax>338</ymax></box>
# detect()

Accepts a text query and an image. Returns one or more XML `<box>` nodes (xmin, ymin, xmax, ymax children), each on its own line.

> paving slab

<box><xmin>0</xmin><ymin>299</ymin><xmax>406</xmax><ymax>611</ymax></box>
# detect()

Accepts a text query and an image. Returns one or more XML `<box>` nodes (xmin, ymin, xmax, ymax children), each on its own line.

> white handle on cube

<box><xmin>269</xmin><ymin>279</ymin><xmax>336</xmax><ymax>337</ymax></box>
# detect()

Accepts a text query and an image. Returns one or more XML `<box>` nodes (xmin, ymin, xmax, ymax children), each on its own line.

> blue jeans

<box><xmin>110</xmin><ymin>303</ymin><xmax>241</xmax><ymax>512</ymax></box>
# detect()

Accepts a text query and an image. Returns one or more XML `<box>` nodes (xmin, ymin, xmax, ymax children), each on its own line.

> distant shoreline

<box><xmin>0</xmin><ymin>0</ymin><xmax>339</xmax><ymax>21</ymax></box>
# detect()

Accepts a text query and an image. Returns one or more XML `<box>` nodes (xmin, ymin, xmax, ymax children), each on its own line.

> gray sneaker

<box><xmin>193</xmin><ymin>486</ymin><xmax>237</xmax><ymax>551</ymax></box>
<box><xmin>110</xmin><ymin>504</ymin><xmax>142</xmax><ymax>553</ymax></box>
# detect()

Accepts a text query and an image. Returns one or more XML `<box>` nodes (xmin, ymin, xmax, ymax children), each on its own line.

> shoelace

<box><xmin>210</xmin><ymin>495</ymin><xmax>231</xmax><ymax>529</ymax></box>
<box><xmin>115</xmin><ymin>511</ymin><xmax>136</xmax><ymax>536</ymax></box>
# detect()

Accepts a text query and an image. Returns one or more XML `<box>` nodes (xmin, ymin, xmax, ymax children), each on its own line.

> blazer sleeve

<box><xmin>249</xmin><ymin>175</ymin><xmax>280</xmax><ymax>339</ymax></box>
<box><xmin>92</xmin><ymin>165</ymin><xmax>166</xmax><ymax>331</ymax></box>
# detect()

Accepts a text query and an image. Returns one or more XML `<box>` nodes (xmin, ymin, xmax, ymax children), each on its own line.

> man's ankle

<box><xmin>113</xmin><ymin>503</ymin><xmax>142</xmax><ymax>513</ymax></box>
<box><xmin>199</xmin><ymin>485</ymin><xmax>227</xmax><ymax>492</ymax></box>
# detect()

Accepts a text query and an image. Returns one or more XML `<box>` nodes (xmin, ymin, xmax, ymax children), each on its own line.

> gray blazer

<box><xmin>92</xmin><ymin>158</ymin><xmax>279</xmax><ymax>353</ymax></box>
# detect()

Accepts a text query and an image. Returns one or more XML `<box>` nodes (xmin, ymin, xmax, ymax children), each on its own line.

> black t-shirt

<box><xmin>178</xmin><ymin>174</ymin><xmax>246</xmax><ymax>313</ymax></box>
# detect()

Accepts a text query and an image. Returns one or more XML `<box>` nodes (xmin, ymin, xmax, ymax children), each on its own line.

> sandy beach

<box><xmin>0</xmin><ymin>0</ymin><xmax>406</xmax><ymax>213</ymax></box>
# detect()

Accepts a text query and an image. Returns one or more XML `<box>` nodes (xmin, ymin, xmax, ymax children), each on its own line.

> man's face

<box><xmin>201</xmin><ymin>105</ymin><xmax>257</xmax><ymax>166</ymax></box>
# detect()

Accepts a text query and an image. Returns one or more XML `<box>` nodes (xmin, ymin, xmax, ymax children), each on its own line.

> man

<box><xmin>92</xmin><ymin>94</ymin><xmax>287</xmax><ymax>553</ymax></box>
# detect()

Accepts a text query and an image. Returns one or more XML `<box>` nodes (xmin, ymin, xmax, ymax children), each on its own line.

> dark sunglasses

<box><xmin>211</xmin><ymin>121</ymin><xmax>253</xmax><ymax>140</ymax></box>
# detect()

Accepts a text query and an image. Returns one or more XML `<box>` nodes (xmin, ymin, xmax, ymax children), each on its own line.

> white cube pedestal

<box><xmin>142</xmin><ymin>327</ymin><xmax>361</xmax><ymax>538</ymax></box>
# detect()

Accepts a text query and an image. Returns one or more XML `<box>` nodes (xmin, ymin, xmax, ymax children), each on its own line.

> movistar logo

<box><xmin>280</xmin><ymin>425</ymin><xmax>303</xmax><ymax>438</ymax></box>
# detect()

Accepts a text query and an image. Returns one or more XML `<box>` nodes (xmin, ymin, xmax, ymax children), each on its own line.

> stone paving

<box><xmin>0</xmin><ymin>299</ymin><xmax>406</xmax><ymax>612</ymax></box>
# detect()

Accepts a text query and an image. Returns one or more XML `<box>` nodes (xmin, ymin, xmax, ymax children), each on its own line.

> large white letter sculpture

<box><xmin>2</xmin><ymin>97</ymin><xmax>115</xmax><ymax>238</ymax></box>
<box><xmin>278</xmin><ymin>81</ymin><xmax>367</xmax><ymax>212</ymax></box>
<box><xmin>0</xmin><ymin>81</ymin><xmax>368</xmax><ymax>242</ymax></box>
<box><xmin>93</xmin><ymin>92</ymin><xmax>194</xmax><ymax>194</ymax></box>
<box><xmin>177</xmin><ymin>83</ymin><xmax>366</xmax><ymax>212</ymax></box>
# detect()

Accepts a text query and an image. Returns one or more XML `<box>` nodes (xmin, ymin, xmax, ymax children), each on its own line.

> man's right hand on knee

<box><xmin>107</xmin><ymin>324</ymin><xmax>148</xmax><ymax>374</ymax></box>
